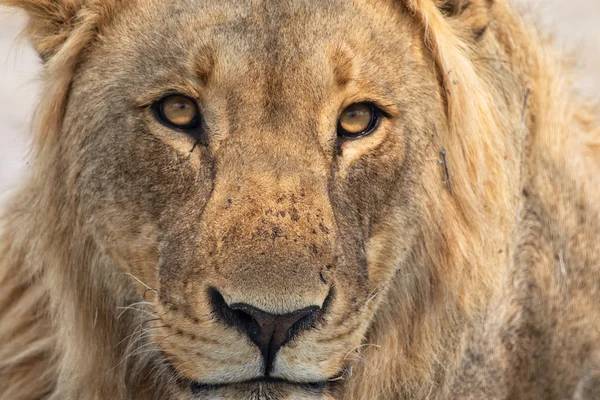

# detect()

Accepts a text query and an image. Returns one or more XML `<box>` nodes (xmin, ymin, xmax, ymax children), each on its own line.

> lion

<box><xmin>0</xmin><ymin>0</ymin><xmax>599</xmax><ymax>398</ymax></box>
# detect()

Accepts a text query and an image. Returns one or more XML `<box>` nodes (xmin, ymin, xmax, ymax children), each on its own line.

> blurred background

<box><xmin>0</xmin><ymin>1</ymin><xmax>599</xmax><ymax>204</ymax></box>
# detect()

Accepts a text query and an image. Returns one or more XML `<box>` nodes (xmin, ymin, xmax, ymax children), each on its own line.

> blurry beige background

<box><xmin>0</xmin><ymin>1</ymin><xmax>599</xmax><ymax>202</ymax></box>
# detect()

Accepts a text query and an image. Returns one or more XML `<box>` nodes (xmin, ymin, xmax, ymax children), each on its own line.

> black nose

<box><xmin>211</xmin><ymin>290</ymin><xmax>322</xmax><ymax>373</ymax></box>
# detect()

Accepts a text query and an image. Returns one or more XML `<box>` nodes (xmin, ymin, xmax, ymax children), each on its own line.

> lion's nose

<box><xmin>211</xmin><ymin>290</ymin><xmax>322</xmax><ymax>373</ymax></box>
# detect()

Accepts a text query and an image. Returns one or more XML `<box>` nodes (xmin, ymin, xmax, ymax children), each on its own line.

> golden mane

<box><xmin>1</xmin><ymin>0</ymin><xmax>599</xmax><ymax>399</ymax></box>
<box><xmin>343</xmin><ymin>1</ymin><xmax>523</xmax><ymax>397</ymax></box>
<box><xmin>407</xmin><ymin>0</ymin><xmax>519</xmax><ymax>307</ymax></box>
<box><xmin>347</xmin><ymin>1</ymin><xmax>600</xmax><ymax>398</ymax></box>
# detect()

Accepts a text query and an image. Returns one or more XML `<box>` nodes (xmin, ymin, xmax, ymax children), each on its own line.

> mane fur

<box><xmin>0</xmin><ymin>0</ymin><xmax>598</xmax><ymax>399</ymax></box>
<box><xmin>0</xmin><ymin>1</ymin><xmax>172</xmax><ymax>398</ymax></box>
<box><xmin>347</xmin><ymin>1</ymin><xmax>599</xmax><ymax>398</ymax></box>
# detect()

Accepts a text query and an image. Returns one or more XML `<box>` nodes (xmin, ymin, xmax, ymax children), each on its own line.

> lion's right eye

<box><xmin>337</xmin><ymin>103</ymin><xmax>379</xmax><ymax>139</ymax></box>
<box><xmin>153</xmin><ymin>95</ymin><xmax>200</xmax><ymax>130</ymax></box>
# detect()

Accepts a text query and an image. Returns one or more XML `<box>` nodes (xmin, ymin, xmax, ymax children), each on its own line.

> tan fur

<box><xmin>1</xmin><ymin>0</ymin><xmax>599</xmax><ymax>399</ymax></box>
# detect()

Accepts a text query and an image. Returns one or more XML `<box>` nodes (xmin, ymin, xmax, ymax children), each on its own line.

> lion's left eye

<box><xmin>153</xmin><ymin>95</ymin><xmax>200</xmax><ymax>130</ymax></box>
<box><xmin>337</xmin><ymin>103</ymin><xmax>379</xmax><ymax>138</ymax></box>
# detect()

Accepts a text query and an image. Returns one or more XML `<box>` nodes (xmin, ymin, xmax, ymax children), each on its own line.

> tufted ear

<box><xmin>1</xmin><ymin>0</ymin><xmax>120</xmax><ymax>64</ymax></box>
<box><xmin>435</xmin><ymin>0</ymin><xmax>494</xmax><ymax>40</ymax></box>
<box><xmin>0</xmin><ymin>0</ymin><xmax>121</xmax><ymax>148</ymax></box>
<box><xmin>3</xmin><ymin>0</ymin><xmax>85</xmax><ymax>62</ymax></box>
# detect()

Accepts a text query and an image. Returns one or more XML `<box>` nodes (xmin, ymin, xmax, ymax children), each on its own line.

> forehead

<box><xmin>127</xmin><ymin>0</ymin><xmax>402</xmax><ymax>50</ymax></box>
<box><xmin>101</xmin><ymin>0</ymin><xmax>417</xmax><ymax>97</ymax></box>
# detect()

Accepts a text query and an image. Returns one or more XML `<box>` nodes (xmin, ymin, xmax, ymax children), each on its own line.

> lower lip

<box><xmin>190</xmin><ymin>378</ymin><xmax>327</xmax><ymax>394</ymax></box>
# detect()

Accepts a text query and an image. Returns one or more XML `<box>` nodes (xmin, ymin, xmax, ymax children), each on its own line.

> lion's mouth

<box><xmin>190</xmin><ymin>377</ymin><xmax>328</xmax><ymax>394</ymax></box>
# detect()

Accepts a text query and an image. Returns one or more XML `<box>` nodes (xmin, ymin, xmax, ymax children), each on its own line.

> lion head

<box><xmin>1</xmin><ymin>0</ymin><xmax>524</xmax><ymax>398</ymax></box>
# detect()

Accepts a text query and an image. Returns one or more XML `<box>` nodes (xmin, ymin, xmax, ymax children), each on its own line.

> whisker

<box><xmin>352</xmin><ymin>343</ymin><xmax>381</xmax><ymax>351</ymax></box>
<box><xmin>125</xmin><ymin>273</ymin><xmax>156</xmax><ymax>291</ymax></box>
<box><xmin>114</xmin><ymin>330</ymin><xmax>180</xmax><ymax>371</ymax></box>
<box><xmin>343</xmin><ymin>343</ymin><xmax>381</xmax><ymax>364</ymax></box>
<box><xmin>171</xmin><ymin>360</ymin><xmax>195</xmax><ymax>380</ymax></box>
<box><xmin>118</xmin><ymin>331</ymin><xmax>182</xmax><ymax>371</ymax></box>
<box><xmin>144</xmin><ymin>359</ymin><xmax>173</xmax><ymax>381</ymax></box>
<box><xmin>115</xmin><ymin>333</ymin><xmax>177</xmax><ymax>372</ymax></box>
<box><xmin>116</xmin><ymin>325</ymin><xmax>169</xmax><ymax>348</ymax></box>
<box><xmin>117</xmin><ymin>301</ymin><xmax>154</xmax><ymax>319</ymax></box>
<box><xmin>116</xmin><ymin>307</ymin><xmax>157</xmax><ymax>320</ymax></box>
<box><xmin>142</xmin><ymin>318</ymin><xmax>162</xmax><ymax>325</ymax></box>
<box><xmin>144</xmin><ymin>288</ymin><xmax>159</xmax><ymax>299</ymax></box>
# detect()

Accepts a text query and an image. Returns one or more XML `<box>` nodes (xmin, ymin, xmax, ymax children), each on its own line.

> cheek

<box><xmin>336</xmin><ymin>119</ymin><xmax>394</xmax><ymax>176</ymax></box>
<box><xmin>69</xmin><ymin>116</ymin><xmax>213</xmax><ymax>284</ymax></box>
<box><xmin>339</xmin><ymin>131</ymin><xmax>408</xmax><ymax>232</ymax></box>
<box><xmin>77</xmin><ymin>116</ymin><xmax>211</xmax><ymax>214</ymax></box>
<box><xmin>338</xmin><ymin>128</ymin><xmax>424</xmax><ymax>289</ymax></box>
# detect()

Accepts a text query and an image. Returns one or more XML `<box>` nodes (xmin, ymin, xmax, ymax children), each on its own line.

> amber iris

<box><xmin>158</xmin><ymin>95</ymin><xmax>199</xmax><ymax>128</ymax></box>
<box><xmin>338</xmin><ymin>103</ymin><xmax>377</xmax><ymax>137</ymax></box>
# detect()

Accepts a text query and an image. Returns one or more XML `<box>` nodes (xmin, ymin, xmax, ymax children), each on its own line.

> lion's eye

<box><xmin>337</xmin><ymin>103</ymin><xmax>378</xmax><ymax>138</ymax></box>
<box><xmin>154</xmin><ymin>95</ymin><xmax>200</xmax><ymax>129</ymax></box>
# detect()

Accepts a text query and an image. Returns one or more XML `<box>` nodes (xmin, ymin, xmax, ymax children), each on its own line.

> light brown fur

<box><xmin>1</xmin><ymin>0</ymin><xmax>599</xmax><ymax>399</ymax></box>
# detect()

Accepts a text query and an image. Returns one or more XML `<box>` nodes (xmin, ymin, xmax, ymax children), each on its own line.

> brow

<box><xmin>330</xmin><ymin>45</ymin><xmax>357</xmax><ymax>88</ymax></box>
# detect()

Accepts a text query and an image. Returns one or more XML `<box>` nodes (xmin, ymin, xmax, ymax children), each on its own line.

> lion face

<box><xmin>63</xmin><ymin>0</ymin><xmax>442</xmax><ymax>398</ymax></box>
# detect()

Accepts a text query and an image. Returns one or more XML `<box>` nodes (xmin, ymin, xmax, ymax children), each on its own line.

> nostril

<box><xmin>281</xmin><ymin>307</ymin><xmax>321</xmax><ymax>343</ymax></box>
<box><xmin>209</xmin><ymin>288</ymin><xmax>323</xmax><ymax>374</ymax></box>
<box><xmin>209</xmin><ymin>288</ymin><xmax>258</xmax><ymax>335</ymax></box>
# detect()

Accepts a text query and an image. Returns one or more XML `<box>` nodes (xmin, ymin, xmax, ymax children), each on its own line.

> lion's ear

<box><xmin>435</xmin><ymin>0</ymin><xmax>494</xmax><ymax>40</ymax></box>
<box><xmin>1</xmin><ymin>0</ymin><xmax>120</xmax><ymax>148</ymax></box>
<box><xmin>1</xmin><ymin>0</ymin><xmax>118</xmax><ymax>63</ymax></box>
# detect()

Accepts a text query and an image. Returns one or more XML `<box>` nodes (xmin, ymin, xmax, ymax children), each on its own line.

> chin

<box><xmin>187</xmin><ymin>379</ymin><xmax>337</xmax><ymax>400</ymax></box>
